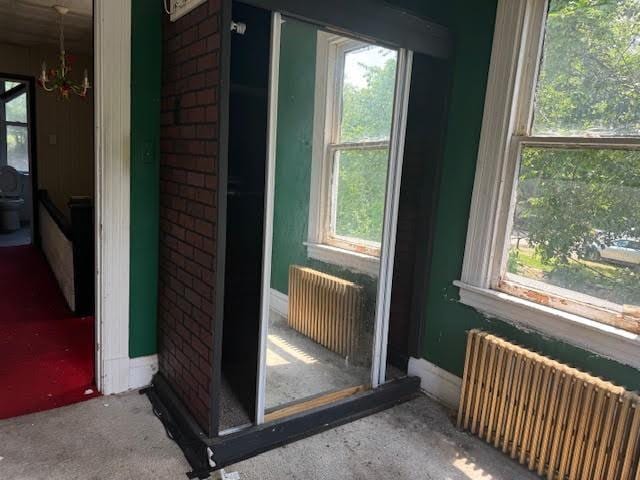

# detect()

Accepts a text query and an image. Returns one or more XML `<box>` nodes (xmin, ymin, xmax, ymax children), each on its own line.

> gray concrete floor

<box><xmin>219</xmin><ymin>316</ymin><xmax>402</xmax><ymax>432</ymax></box>
<box><xmin>265</xmin><ymin>319</ymin><xmax>371</xmax><ymax>410</ymax></box>
<box><xmin>0</xmin><ymin>391</ymin><xmax>537</xmax><ymax>480</ymax></box>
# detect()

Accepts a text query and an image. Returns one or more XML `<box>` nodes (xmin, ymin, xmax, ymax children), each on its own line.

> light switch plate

<box><xmin>169</xmin><ymin>0</ymin><xmax>207</xmax><ymax>22</ymax></box>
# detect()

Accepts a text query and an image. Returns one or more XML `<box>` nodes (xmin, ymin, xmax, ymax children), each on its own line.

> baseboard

<box><xmin>270</xmin><ymin>288</ymin><xmax>288</xmax><ymax>318</ymax></box>
<box><xmin>129</xmin><ymin>354</ymin><xmax>158</xmax><ymax>390</ymax></box>
<box><xmin>102</xmin><ymin>356</ymin><xmax>131</xmax><ymax>394</ymax></box>
<box><xmin>407</xmin><ymin>357</ymin><xmax>461</xmax><ymax>411</ymax></box>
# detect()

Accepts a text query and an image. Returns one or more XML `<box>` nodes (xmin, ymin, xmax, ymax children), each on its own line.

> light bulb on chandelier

<box><xmin>39</xmin><ymin>5</ymin><xmax>90</xmax><ymax>99</ymax></box>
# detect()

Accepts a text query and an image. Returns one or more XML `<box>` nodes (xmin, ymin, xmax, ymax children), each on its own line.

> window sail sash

<box><xmin>328</xmin><ymin>141</ymin><xmax>389</xmax><ymax>151</ymax></box>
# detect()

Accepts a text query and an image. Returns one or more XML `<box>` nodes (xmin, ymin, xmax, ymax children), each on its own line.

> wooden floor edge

<box><xmin>264</xmin><ymin>385</ymin><xmax>369</xmax><ymax>423</ymax></box>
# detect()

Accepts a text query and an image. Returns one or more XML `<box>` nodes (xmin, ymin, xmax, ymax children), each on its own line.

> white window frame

<box><xmin>0</xmin><ymin>80</ymin><xmax>30</xmax><ymax>173</ymax></box>
<box><xmin>455</xmin><ymin>0</ymin><xmax>640</xmax><ymax>370</ymax></box>
<box><xmin>307</xmin><ymin>32</ymin><xmax>397</xmax><ymax>276</ymax></box>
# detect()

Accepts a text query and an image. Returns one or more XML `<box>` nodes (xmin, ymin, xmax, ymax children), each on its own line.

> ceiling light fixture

<box><xmin>38</xmin><ymin>5</ymin><xmax>90</xmax><ymax>99</ymax></box>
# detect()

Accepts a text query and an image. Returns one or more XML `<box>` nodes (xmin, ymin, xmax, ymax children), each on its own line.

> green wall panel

<box><xmin>129</xmin><ymin>0</ymin><xmax>161</xmax><ymax>358</ymax></box>
<box><xmin>270</xmin><ymin>19</ymin><xmax>317</xmax><ymax>295</ymax></box>
<box><xmin>270</xmin><ymin>19</ymin><xmax>378</xmax><ymax>310</ymax></box>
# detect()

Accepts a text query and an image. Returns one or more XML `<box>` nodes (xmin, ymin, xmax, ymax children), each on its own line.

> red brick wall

<box><xmin>158</xmin><ymin>0</ymin><xmax>221</xmax><ymax>434</ymax></box>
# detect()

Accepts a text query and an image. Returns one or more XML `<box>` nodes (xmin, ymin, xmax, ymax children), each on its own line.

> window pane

<box><xmin>340</xmin><ymin>46</ymin><xmax>397</xmax><ymax>142</ymax></box>
<box><xmin>5</xmin><ymin>81</ymin><xmax>20</xmax><ymax>90</ymax></box>
<box><xmin>533</xmin><ymin>0</ymin><xmax>640</xmax><ymax>136</ymax></box>
<box><xmin>333</xmin><ymin>148</ymin><xmax>388</xmax><ymax>243</ymax></box>
<box><xmin>5</xmin><ymin>92</ymin><xmax>27</xmax><ymax>123</ymax></box>
<box><xmin>7</xmin><ymin>125</ymin><xmax>29</xmax><ymax>172</ymax></box>
<box><xmin>507</xmin><ymin>146</ymin><xmax>640</xmax><ymax>306</ymax></box>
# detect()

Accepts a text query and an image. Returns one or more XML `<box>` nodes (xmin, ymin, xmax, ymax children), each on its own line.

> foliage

<box><xmin>509</xmin><ymin>248</ymin><xmax>640</xmax><ymax>305</ymax></box>
<box><xmin>550</xmin><ymin>262</ymin><xmax>640</xmax><ymax>305</ymax></box>
<box><xmin>507</xmin><ymin>250</ymin><xmax>521</xmax><ymax>273</ymax></box>
<box><xmin>341</xmin><ymin>55</ymin><xmax>396</xmax><ymax>142</ymax></box>
<box><xmin>2</xmin><ymin>83</ymin><xmax>29</xmax><ymax>171</ymax></box>
<box><xmin>334</xmin><ymin>53</ymin><xmax>397</xmax><ymax>242</ymax></box>
<box><xmin>535</xmin><ymin>0</ymin><xmax>640</xmax><ymax>135</ymax></box>
<box><xmin>335</xmin><ymin>148</ymin><xmax>388</xmax><ymax>242</ymax></box>
<box><xmin>517</xmin><ymin>147</ymin><xmax>640</xmax><ymax>263</ymax></box>
<box><xmin>512</xmin><ymin>0</ymin><xmax>640</xmax><ymax>300</ymax></box>
<box><xmin>5</xmin><ymin>92</ymin><xmax>26</xmax><ymax>123</ymax></box>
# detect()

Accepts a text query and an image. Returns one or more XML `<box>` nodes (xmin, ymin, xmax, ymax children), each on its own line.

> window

<box><xmin>457</xmin><ymin>0</ymin><xmax>640</xmax><ymax>368</ymax></box>
<box><xmin>307</xmin><ymin>34</ymin><xmax>399</xmax><ymax>274</ymax></box>
<box><xmin>0</xmin><ymin>80</ymin><xmax>30</xmax><ymax>172</ymax></box>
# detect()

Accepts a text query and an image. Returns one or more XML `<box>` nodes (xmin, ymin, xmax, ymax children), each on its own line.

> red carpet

<box><xmin>0</xmin><ymin>245</ymin><xmax>98</xmax><ymax>419</ymax></box>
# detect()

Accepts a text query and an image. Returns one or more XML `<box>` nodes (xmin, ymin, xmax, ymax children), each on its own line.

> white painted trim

<box><xmin>371</xmin><ymin>49</ymin><xmax>412</xmax><ymax>387</ymax></box>
<box><xmin>94</xmin><ymin>0</ymin><xmax>132</xmax><ymax>395</ymax></box>
<box><xmin>305</xmin><ymin>242</ymin><xmax>379</xmax><ymax>277</ymax></box>
<box><xmin>307</xmin><ymin>33</ymin><xmax>392</xmax><ymax>262</ymax></box>
<box><xmin>256</xmin><ymin>12</ymin><xmax>282</xmax><ymax>426</ymax></box>
<box><xmin>455</xmin><ymin>281</ymin><xmax>640</xmax><ymax>370</ymax></box>
<box><xmin>460</xmin><ymin>0</ymin><xmax>532</xmax><ymax>289</ymax></box>
<box><xmin>408</xmin><ymin>357</ymin><xmax>461</xmax><ymax>411</ymax></box>
<box><xmin>516</xmin><ymin>135</ymin><xmax>640</xmax><ymax>149</ymax></box>
<box><xmin>129</xmin><ymin>354</ymin><xmax>159</xmax><ymax>390</ymax></box>
<box><xmin>269</xmin><ymin>288</ymin><xmax>288</xmax><ymax>319</ymax></box>
<box><xmin>307</xmin><ymin>31</ymin><xmax>333</xmax><ymax>246</ymax></box>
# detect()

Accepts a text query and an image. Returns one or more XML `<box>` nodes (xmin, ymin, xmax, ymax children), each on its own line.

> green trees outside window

<box><xmin>508</xmin><ymin>0</ymin><xmax>640</xmax><ymax>307</ymax></box>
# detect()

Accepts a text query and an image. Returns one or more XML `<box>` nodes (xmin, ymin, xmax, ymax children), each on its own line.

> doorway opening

<box><xmin>0</xmin><ymin>76</ymin><xmax>33</xmax><ymax>247</ymax></box>
<box><xmin>0</xmin><ymin>0</ymin><xmax>97</xmax><ymax>419</ymax></box>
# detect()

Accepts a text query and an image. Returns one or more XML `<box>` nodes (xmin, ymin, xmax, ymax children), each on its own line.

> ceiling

<box><xmin>0</xmin><ymin>0</ymin><xmax>93</xmax><ymax>54</ymax></box>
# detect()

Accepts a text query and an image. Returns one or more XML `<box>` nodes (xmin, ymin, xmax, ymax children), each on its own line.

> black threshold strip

<box><xmin>143</xmin><ymin>374</ymin><xmax>420</xmax><ymax>479</ymax></box>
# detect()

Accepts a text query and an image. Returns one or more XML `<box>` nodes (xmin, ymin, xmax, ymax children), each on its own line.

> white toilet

<box><xmin>0</xmin><ymin>166</ymin><xmax>25</xmax><ymax>232</ymax></box>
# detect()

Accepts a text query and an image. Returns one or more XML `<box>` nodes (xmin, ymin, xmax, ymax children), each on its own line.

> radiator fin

<box><xmin>288</xmin><ymin>265</ymin><xmax>363</xmax><ymax>360</ymax></box>
<box><xmin>458</xmin><ymin>330</ymin><xmax>640</xmax><ymax>480</ymax></box>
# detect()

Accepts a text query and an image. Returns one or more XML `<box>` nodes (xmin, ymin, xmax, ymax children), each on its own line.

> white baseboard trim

<box><xmin>101</xmin><ymin>356</ymin><xmax>131</xmax><ymax>394</ymax></box>
<box><xmin>270</xmin><ymin>288</ymin><xmax>288</xmax><ymax>318</ymax></box>
<box><xmin>128</xmin><ymin>354</ymin><xmax>158</xmax><ymax>390</ymax></box>
<box><xmin>408</xmin><ymin>357</ymin><xmax>462</xmax><ymax>411</ymax></box>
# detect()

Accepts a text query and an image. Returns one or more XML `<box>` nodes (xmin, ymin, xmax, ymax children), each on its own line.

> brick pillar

<box><xmin>158</xmin><ymin>0</ymin><xmax>221</xmax><ymax>434</ymax></box>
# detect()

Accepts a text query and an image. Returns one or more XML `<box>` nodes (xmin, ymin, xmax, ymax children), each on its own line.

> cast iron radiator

<box><xmin>457</xmin><ymin>330</ymin><xmax>640</xmax><ymax>480</ymax></box>
<box><xmin>288</xmin><ymin>265</ymin><xmax>364</xmax><ymax>360</ymax></box>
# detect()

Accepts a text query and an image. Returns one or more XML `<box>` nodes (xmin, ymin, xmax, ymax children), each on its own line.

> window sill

<box><xmin>453</xmin><ymin>280</ymin><xmax>640</xmax><ymax>370</ymax></box>
<box><xmin>305</xmin><ymin>242</ymin><xmax>379</xmax><ymax>277</ymax></box>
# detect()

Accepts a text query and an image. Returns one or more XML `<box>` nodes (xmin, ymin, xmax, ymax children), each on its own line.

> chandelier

<box><xmin>38</xmin><ymin>5</ymin><xmax>90</xmax><ymax>99</ymax></box>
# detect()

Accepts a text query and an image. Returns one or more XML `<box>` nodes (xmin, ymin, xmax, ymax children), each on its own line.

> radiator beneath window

<box><xmin>288</xmin><ymin>265</ymin><xmax>364</xmax><ymax>360</ymax></box>
<box><xmin>458</xmin><ymin>330</ymin><xmax>640</xmax><ymax>480</ymax></box>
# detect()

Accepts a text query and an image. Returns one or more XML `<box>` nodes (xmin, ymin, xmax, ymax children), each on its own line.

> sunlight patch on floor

<box><xmin>268</xmin><ymin>334</ymin><xmax>318</xmax><ymax>364</ymax></box>
<box><xmin>452</xmin><ymin>457</ymin><xmax>494</xmax><ymax>480</ymax></box>
<box><xmin>266</xmin><ymin>348</ymin><xmax>289</xmax><ymax>366</ymax></box>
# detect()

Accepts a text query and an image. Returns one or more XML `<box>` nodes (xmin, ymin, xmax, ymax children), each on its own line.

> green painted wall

<box><xmin>125</xmin><ymin>0</ymin><xmax>639</xmax><ymax>383</ymax></box>
<box><xmin>270</xmin><ymin>19</ymin><xmax>378</xmax><ymax>312</ymax></box>
<box><xmin>129</xmin><ymin>0</ymin><xmax>161</xmax><ymax>358</ymax></box>
<box><xmin>270</xmin><ymin>19</ymin><xmax>316</xmax><ymax>294</ymax></box>
<box><xmin>393</xmin><ymin>0</ymin><xmax>640</xmax><ymax>389</ymax></box>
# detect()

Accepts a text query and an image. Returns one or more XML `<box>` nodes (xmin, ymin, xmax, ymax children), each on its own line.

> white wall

<box><xmin>39</xmin><ymin>204</ymin><xmax>75</xmax><ymax>310</ymax></box>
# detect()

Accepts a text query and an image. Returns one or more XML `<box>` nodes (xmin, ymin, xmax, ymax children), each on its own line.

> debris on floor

<box><xmin>213</xmin><ymin>469</ymin><xmax>241</xmax><ymax>480</ymax></box>
<box><xmin>0</xmin><ymin>391</ymin><xmax>537</xmax><ymax>480</ymax></box>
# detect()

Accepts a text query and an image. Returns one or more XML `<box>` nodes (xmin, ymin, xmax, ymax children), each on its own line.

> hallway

<box><xmin>0</xmin><ymin>245</ymin><xmax>98</xmax><ymax>419</ymax></box>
